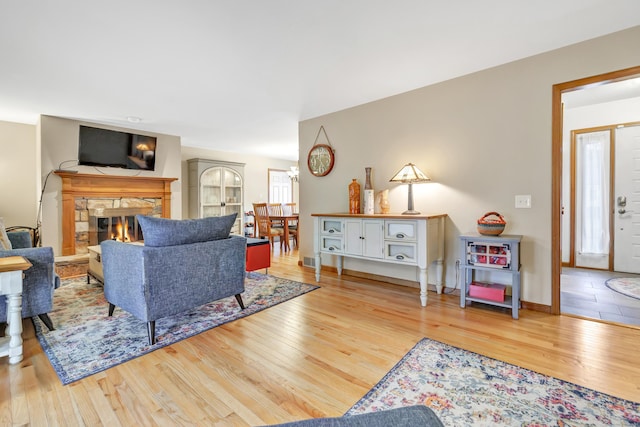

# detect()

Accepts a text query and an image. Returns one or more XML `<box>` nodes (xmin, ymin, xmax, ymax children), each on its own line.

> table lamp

<box><xmin>389</xmin><ymin>163</ymin><xmax>431</xmax><ymax>215</ymax></box>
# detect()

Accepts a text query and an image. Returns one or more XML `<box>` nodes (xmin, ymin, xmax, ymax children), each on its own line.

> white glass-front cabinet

<box><xmin>187</xmin><ymin>159</ymin><xmax>245</xmax><ymax>235</ymax></box>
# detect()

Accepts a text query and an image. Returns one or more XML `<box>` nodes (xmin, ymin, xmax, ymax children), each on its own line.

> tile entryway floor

<box><xmin>561</xmin><ymin>267</ymin><xmax>640</xmax><ymax>326</ymax></box>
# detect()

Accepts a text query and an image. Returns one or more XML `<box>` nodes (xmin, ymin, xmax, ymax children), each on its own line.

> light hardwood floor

<box><xmin>2</xmin><ymin>249</ymin><xmax>639</xmax><ymax>426</ymax></box>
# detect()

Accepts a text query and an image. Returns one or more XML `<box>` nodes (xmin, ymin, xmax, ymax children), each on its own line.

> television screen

<box><xmin>78</xmin><ymin>125</ymin><xmax>157</xmax><ymax>171</ymax></box>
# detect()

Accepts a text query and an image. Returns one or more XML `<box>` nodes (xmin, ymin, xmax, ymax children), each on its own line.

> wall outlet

<box><xmin>515</xmin><ymin>195</ymin><xmax>531</xmax><ymax>208</ymax></box>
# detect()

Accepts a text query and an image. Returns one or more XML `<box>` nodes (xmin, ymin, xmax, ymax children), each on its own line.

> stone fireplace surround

<box><xmin>55</xmin><ymin>172</ymin><xmax>177</xmax><ymax>256</ymax></box>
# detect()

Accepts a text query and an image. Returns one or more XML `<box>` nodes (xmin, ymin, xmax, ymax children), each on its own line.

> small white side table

<box><xmin>0</xmin><ymin>256</ymin><xmax>32</xmax><ymax>364</ymax></box>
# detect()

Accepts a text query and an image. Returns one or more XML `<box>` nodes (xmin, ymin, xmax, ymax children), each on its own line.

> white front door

<box><xmin>268</xmin><ymin>170</ymin><xmax>292</xmax><ymax>204</ymax></box>
<box><xmin>614</xmin><ymin>125</ymin><xmax>640</xmax><ymax>273</ymax></box>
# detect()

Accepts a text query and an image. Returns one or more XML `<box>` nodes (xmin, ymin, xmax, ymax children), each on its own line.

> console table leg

<box><xmin>337</xmin><ymin>256</ymin><xmax>343</xmax><ymax>276</ymax></box>
<box><xmin>434</xmin><ymin>259</ymin><xmax>444</xmax><ymax>294</ymax></box>
<box><xmin>419</xmin><ymin>267</ymin><xmax>428</xmax><ymax>306</ymax></box>
<box><xmin>7</xmin><ymin>293</ymin><xmax>23</xmax><ymax>364</ymax></box>
<box><xmin>314</xmin><ymin>252</ymin><xmax>321</xmax><ymax>282</ymax></box>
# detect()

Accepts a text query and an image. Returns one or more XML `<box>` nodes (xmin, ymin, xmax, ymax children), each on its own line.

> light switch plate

<box><xmin>515</xmin><ymin>195</ymin><xmax>531</xmax><ymax>208</ymax></box>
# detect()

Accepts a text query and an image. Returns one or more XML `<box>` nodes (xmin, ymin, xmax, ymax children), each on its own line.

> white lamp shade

<box><xmin>389</xmin><ymin>163</ymin><xmax>430</xmax><ymax>183</ymax></box>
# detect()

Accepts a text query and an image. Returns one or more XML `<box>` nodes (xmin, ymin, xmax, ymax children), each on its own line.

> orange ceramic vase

<box><xmin>349</xmin><ymin>179</ymin><xmax>361</xmax><ymax>214</ymax></box>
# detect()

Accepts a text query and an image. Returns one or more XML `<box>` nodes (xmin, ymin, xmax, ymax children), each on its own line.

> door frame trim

<box><xmin>551</xmin><ymin>65</ymin><xmax>640</xmax><ymax>314</ymax></box>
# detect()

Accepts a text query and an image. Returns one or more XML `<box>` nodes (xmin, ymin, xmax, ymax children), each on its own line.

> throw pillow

<box><xmin>137</xmin><ymin>214</ymin><xmax>238</xmax><ymax>247</ymax></box>
<box><xmin>0</xmin><ymin>217</ymin><xmax>12</xmax><ymax>250</ymax></box>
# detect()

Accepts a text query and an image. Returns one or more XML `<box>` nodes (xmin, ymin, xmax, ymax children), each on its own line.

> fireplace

<box><xmin>76</xmin><ymin>197</ymin><xmax>161</xmax><ymax>252</ymax></box>
<box><xmin>55</xmin><ymin>172</ymin><xmax>178</xmax><ymax>255</ymax></box>
<box><xmin>88</xmin><ymin>207</ymin><xmax>152</xmax><ymax>245</ymax></box>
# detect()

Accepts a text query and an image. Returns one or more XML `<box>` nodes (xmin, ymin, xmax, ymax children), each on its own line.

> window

<box><xmin>576</xmin><ymin>131</ymin><xmax>609</xmax><ymax>255</ymax></box>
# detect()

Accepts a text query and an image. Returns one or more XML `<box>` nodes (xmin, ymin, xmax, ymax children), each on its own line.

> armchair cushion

<box><xmin>138</xmin><ymin>213</ymin><xmax>237</xmax><ymax>247</ymax></box>
<box><xmin>7</xmin><ymin>230</ymin><xmax>33</xmax><ymax>249</ymax></box>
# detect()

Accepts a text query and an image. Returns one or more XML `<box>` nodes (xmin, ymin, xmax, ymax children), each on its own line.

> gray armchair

<box><xmin>0</xmin><ymin>230</ymin><xmax>60</xmax><ymax>330</ymax></box>
<box><xmin>101</xmin><ymin>214</ymin><xmax>246</xmax><ymax>345</ymax></box>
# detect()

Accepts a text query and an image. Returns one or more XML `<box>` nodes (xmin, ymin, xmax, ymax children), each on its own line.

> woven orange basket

<box><xmin>477</xmin><ymin>212</ymin><xmax>506</xmax><ymax>236</ymax></box>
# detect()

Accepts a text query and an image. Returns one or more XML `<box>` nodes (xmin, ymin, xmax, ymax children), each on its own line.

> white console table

<box><xmin>312</xmin><ymin>213</ymin><xmax>447</xmax><ymax>306</ymax></box>
<box><xmin>0</xmin><ymin>256</ymin><xmax>32</xmax><ymax>364</ymax></box>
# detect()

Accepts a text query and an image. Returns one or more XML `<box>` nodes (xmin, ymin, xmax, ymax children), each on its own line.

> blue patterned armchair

<box><xmin>101</xmin><ymin>214</ymin><xmax>246</xmax><ymax>345</ymax></box>
<box><xmin>0</xmin><ymin>230</ymin><xmax>60</xmax><ymax>330</ymax></box>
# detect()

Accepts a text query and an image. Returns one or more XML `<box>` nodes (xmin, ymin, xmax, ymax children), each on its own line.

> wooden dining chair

<box><xmin>253</xmin><ymin>203</ymin><xmax>284</xmax><ymax>250</ymax></box>
<box><xmin>287</xmin><ymin>222</ymin><xmax>298</xmax><ymax>248</ymax></box>
<box><xmin>267</xmin><ymin>203</ymin><xmax>283</xmax><ymax>216</ymax></box>
<box><xmin>281</xmin><ymin>203</ymin><xmax>298</xmax><ymax>248</ymax></box>
<box><xmin>283</xmin><ymin>202</ymin><xmax>296</xmax><ymax>214</ymax></box>
<box><xmin>267</xmin><ymin>203</ymin><xmax>285</xmax><ymax>229</ymax></box>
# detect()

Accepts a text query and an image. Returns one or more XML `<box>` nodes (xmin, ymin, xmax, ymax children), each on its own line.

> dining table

<box><xmin>269</xmin><ymin>213</ymin><xmax>299</xmax><ymax>252</ymax></box>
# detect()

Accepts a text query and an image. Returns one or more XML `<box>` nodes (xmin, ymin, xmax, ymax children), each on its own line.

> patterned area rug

<box><xmin>33</xmin><ymin>272</ymin><xmax>318</xmax><ymax>385</ymax></box>
<box><xmin>606</xmin><ymin>277</ymin><xmax>640</xmax><ymax>300</ymax></box>
<box><xmin>347</xmin><ymin>338</ymin><xmax>639</xmax><ymax>426</ymax></box>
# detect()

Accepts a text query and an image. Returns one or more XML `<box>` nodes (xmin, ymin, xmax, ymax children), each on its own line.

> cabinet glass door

<box><xmin>202</xmin><ymin>186</ymin><xmax>221</xmax><ymax>205</ymax></box>
<box><xmin>202</xmin><ymin>206</ymin><xmax>222</xmax><ymax>217</ymax></box>
<box><xmin>201</xmin><ymin>168</ymin><xmax>222</xmax><ymax>214</ymax></box>
<box><xmin>223</xmin><ymin>169</ymin><xmax>242</xmax><ymax>214</ymax></box>
<box><xmin>199</xmin><ymin>166</ymin><xmax>243</xmax><ymax>234</ymax></box>
<box><xmin>202</xmin><ymin>168</ymin><xmax>221</xmax><ymax>185</ymax></box>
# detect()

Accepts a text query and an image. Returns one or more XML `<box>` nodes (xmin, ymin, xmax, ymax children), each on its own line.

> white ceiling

<box><xmin>562</xmin><ymin>77</ymin><xmax>640</xmax><ymax>109</ymax></box>
<box><xmin>1</xmin><ymin>1</ymin><xmax>639</xmax><ymax>161</ymax></box>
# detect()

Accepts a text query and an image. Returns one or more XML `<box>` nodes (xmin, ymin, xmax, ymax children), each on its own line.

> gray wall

<box><xmin>298</xmin><ymin>26</ymin><xmax>640</xmax><ymax>307</ymax></box>
<box><xmin>0</xmin><ymin>120</ymin><xmax>37</xmax><ymax>226</ymax></box>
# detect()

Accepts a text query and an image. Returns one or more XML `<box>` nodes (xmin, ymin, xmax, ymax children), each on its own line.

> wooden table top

<box><xmin>0</xmin><ymin>256</ymin><xmax>32</xmax><ymax>273</ymax></box>
<box><xmin>269</xmin><ymin>214</ymin><xmax>299</xmax><ymax>219</ymax></box>
<box><xmin>311</xmin><ymin>212</ymin><xmax>447</xmax><ymax>220</ymax></box>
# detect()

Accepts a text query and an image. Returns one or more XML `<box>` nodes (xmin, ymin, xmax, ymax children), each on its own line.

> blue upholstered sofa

<box><xmin>101</xmin><ymin>214</ymin><xmax>246</xmax><ymax>345</ymax></box>
<box><xmin>263</xmin><ymin>405</ymin><xmax>444</xmax><ymax>426</ymax></box>
<box><xmin>0</xmin><ymin>230</ymin><xmax>60</xmax><ymax>330</ymax></box>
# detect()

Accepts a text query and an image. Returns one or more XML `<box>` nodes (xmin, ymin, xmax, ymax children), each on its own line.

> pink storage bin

<box><xmin>469</xmin><ymin>282</ymin><xmax>506</xmax><ymax>302</ymax></box>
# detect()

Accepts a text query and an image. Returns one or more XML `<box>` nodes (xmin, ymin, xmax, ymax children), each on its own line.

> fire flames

<box><xmin>112</xmin><ymin>218</ymin><xmax>131</xmax><ymax>242</ymax></box>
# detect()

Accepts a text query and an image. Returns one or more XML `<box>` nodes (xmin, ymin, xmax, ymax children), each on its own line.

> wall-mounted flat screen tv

<box><xmin>78</xmin><ymin>125</ymin><xmax>157</xmax><ymax>171</ymax></box>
